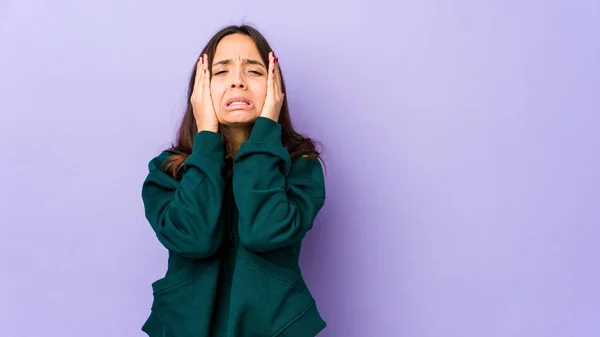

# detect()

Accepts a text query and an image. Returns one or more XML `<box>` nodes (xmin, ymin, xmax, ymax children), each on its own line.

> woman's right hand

<box><xmin>191</xmin><ymin>54</ymin><xmax>219</xmax><ymax>133</ymax></box>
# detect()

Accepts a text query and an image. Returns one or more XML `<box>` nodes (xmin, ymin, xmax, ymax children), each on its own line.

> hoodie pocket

<box><xmin>150</xmin><ymin>260</ymin><xmax>220</xmax><ymax>337</ymax></box>
<box><xmin>228</xmin><ymin>248</ymin><xmax>314</xmax><ymax>337</ymax></box>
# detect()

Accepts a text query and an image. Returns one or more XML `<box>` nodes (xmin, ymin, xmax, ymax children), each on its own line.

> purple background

<box><xmin>1</xmin><ymin>1</ymin><xmax>599</xmax><ymax>336</ymax></box>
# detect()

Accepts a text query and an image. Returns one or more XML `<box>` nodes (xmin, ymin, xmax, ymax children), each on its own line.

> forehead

<box><xmin>214</xmin><ymin>34</ymin><xmax>261</xmax><ymax>58</ymax></box>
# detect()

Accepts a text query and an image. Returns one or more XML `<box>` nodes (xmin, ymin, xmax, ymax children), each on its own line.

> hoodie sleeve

<box><xmin>232</xmin><ymin>117</ymin><xmax>326</xmax><ymax>252</ymax></box>
<box><xmin>141</xmin><ymin>131</ymin><xmax>226</xmax><ymax>259</ymax></box>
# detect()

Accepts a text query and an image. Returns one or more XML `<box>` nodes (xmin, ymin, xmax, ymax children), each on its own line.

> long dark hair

<box><xmin>162</xmin><ymin>24</ymin><xmax>323</xmax><ymax>179</ymax></box>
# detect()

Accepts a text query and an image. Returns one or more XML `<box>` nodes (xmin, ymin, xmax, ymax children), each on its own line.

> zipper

<box><xmin>226</xmin><ymin>180</ymin><xmax>235</xmax><ymax>245</ymax></box>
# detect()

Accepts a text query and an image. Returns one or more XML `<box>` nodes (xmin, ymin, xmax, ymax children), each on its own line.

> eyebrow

<box><xmin>212</xmin><ymin>58</ymin><xmax>266</xmax><ymax>69</ymax></box>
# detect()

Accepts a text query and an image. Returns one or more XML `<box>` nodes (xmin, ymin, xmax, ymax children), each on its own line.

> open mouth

<box><xmin>224</xmin><ymin>97</ymin><xmax>254</xmax><ymax>111</ymax></box>
<box><xmin>227</xmin><ymin>100</ymin><xmax>250</xmax><ymax>106</ymax></box>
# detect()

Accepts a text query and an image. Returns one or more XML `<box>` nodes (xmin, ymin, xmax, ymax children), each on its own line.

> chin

<box><xmin>219</xmin><ymin>111</ymin><xmax>259</xmax><ymax>127</ymax></box>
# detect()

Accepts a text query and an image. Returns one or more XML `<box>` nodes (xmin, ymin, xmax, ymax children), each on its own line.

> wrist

<box><xmin>197</xmin><ymin>124</ymin><xmax>219</xmax><ymax>133</ymax></box>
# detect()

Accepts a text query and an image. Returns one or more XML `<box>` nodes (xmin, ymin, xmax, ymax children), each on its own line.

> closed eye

<box><xmin>213</xmin><ymin>70</ymin><xmax>263</xmax><ymax>76</ymax></box>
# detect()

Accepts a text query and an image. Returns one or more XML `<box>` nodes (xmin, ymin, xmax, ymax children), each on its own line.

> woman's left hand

<box><xmin>260</xmin><ymin>52</ymin><xmax>284</xmax><ymax>122</ymax></box>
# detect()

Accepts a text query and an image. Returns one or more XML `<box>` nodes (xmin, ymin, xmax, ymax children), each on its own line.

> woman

<box><xmin>140</xmin><ymin>24</ymin><xmax>327</xmax><ymax>337</ymax></box>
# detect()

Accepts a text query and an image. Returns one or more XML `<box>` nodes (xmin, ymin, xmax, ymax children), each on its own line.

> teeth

<box><xmin>230</xmin><ymin>101</ymin><xmax>249</xmax><ymax>106</ymax></box>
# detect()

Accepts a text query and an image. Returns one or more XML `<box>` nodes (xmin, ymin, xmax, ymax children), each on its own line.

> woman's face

<box><xmin>210</xmin><ymin>33</ymin><xmax>268</xmax><ymax>127</ymax></box>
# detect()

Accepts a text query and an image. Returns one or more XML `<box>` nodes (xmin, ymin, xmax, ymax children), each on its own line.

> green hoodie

<box><xmin>140</xmin><ymin>116</ymin><xmax>327</xmax><ymax>337</ymax></box>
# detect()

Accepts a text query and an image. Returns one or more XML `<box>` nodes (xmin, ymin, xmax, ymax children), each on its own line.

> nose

<box><xmin>230</xmin><ymin>66</ymin><xmax>246</xmax><ymax>89</ymax></box>
<box><xmin>230</xmin><ymin>80</ymin><xmax>245</xmax><ymax>89</ymax></box>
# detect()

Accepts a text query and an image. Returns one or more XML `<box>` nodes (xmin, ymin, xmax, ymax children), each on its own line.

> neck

<box><xmin>225</xmin><ymin>124</ymin><xmax>252</xmax><ymax>158</ymax></box>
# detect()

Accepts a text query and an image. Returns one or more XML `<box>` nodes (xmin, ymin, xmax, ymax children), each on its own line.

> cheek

<box><xmin>253</xmin><ymin>81</ymin><xmax>268</xmax><ymax>105</ymax></box>
<box><xmin>209</xmin><ymin>82</ymin><xmax>222</xmax><ymax>107</ymax></box>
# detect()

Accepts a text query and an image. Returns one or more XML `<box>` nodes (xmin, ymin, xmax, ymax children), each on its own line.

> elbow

<box><xmin>182</xmin><ymin>243</ymin><xmax>220</xmax><ymax>259</ymax></box>
<box><xmin>167</xmin><ymin>234</ymin><xmax>222</xmax><ymax>259</ymax></box>
<box><xmin>238</xmin><ymin>228</ymin><xmax>274</xmax><ymax>252</ymax></box>
<box><xmin>238</xmin><ymin>224</ymin><xmax>304</xmax><ymax>252</ymax></box>
<box><xmin>155</xmin><ymin>212</ymin><xmax>223</xmax><ymax>259</ymax></box>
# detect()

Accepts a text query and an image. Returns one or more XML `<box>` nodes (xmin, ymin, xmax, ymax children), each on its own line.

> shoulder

<box><xmin>143</xmin><ymin>150</ymin><xmax>183</xmax><ymax>188</ymax></box>
<box><xmin>148</xmin><ymin>151</ymin><xmax>172</xmax><ymax>172</ymax></box>
<box><xmin>290</xmin><ymin>155</ymin><xmax>325</xmax><ymax>181</ymax></box>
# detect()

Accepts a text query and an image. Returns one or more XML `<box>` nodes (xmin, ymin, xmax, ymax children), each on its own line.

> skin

<box><xmin>191</xmin><ymin>33</ymin><xmax>284</xmax><ymax>155</ymax></box>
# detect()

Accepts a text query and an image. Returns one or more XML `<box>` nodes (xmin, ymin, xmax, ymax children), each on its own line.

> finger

<box><xmin>270</xmin><ymin>52</ymin><xmax>276</xmax><ymax>75</ymax></box>
<box><xmin>268</xmin><ymin>53</ymin><xmax>283</xmax><ymax>105</ymax></box>
<box><xmin>272</xmin><ymin>55</ymin><xmax>281</xmax><ymax>96</ymax></box>
<box><xmin>268</xmin><ymin>52</ymin><xmax>275</xmax><ymax>93</ymax></box>
<box><xmin>203</xmin><ymin>55</ymin><xmax>211</xmax><ymax>98</ymax></box>
<box><xmin>194</xmin><ymin>54</ymin><xmax>204</xmax><ymax>94</ymax></box>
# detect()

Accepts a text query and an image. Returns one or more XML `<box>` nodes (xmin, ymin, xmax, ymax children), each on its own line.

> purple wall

<box><xmin>1</xmin><ymin>1</ymin><xmax>599</xmax><ymax>336</ymax></box>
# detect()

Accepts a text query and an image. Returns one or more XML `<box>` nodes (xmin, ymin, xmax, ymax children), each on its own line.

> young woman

<box><xmin>140</xmin><ymin>24</ymin><xmax>327</xmax><ymax>337</ymax></box>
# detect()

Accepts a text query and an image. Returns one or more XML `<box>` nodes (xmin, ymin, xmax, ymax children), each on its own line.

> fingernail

<box><xmin>202</xmin><ymin>55</ymin><xmax>204</xmax><ymax>64</ymax></box>
<box><xmin>272</xmin><ymin>68</ymin><xmax>275</xmax><ymax>73</ymax></box>
<box><xmin>275</xmin><ymin>57</ymin><xmax>278</xmax><ymax>63</ymax></box>
<box><xmin>204</xmin><ymin>69</ymin><xmax>206</xmax><ymax>73</ymax></box>
<box><xmin>272</xmin><ymin>51</ymin><xmax>276</xmax><ymax>57</ymax></box>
